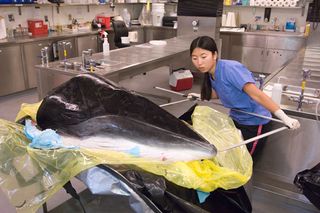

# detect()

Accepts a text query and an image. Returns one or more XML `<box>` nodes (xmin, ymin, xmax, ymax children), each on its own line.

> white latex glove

<box><xmin>187</xmin><ymin>93</ymin><xmax>201</xmax><ymax>100</ymax></box>
<box><xmin>274</xmin><ymin>109</ymin><xmax>300</xmax><ymax>130</ymax></box>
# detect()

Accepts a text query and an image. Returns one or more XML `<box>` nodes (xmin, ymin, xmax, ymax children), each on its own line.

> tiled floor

<box><xmin>0</xmin><ymin>68</ymin><xmax>319</xmax><ymax>213</ymax></box>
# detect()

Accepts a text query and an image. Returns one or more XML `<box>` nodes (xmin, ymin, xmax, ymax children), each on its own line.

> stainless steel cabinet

<box><xmin>241</xmin><ymin>46</ymin><xmax>265</xmax><ymax>73</ymax></box>
<box><xmin>225</xmin><ymin>33</ymin><xmax>305</xmax><ymax>74</ymax></box>
<box><xmin>57</xmin><ymin>38</ymin><xmax>76</xmax><ymax>60</ymax></box>
<box><xmin>0</xmin><ymin>44</ymin><xmax>26</xmax><ymax>96</ymax></box>
<box><xmin>220</xmin><ymin>34</ymin><xmax>230</xmax><ymax>59</ymax></box>
<box><xmin>76</xmin><ymin>35</ymin><xmax>98</xmax><ymax>56</ymax></box>
<box><xmin>129</xmin><ymin>27</ymin><xmax>144</xmax><ymax>44</ymax></box>
<box><xmin>144</xmin><ymin>27</ymin><xmax>177</xmax><ymax>42</ymax></box>
<box><xmin>23</xmin><ymin>40</ymin><xmax>54</xmax><ymax>88</ymax></box>
<box><xmin>240</xmin><ymin>47</ymin><xmax>293</xmax><ymax>74</ymax></box>
<box><xmin>229</xmin><ymin>34</ymin><xmax>266</xmax><ymax>72</ymax></box>
<box><xmin>263</xmin><ymin>49</ymin><xmax>297</xmax><ymax>73</ymax></box>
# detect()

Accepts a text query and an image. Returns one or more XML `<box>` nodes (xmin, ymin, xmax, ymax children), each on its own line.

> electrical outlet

<box><xmin>44</xmin><ymin>15</ymin><xmax>49</xmax><ymax>22</ymax></box>
<box><xmin>8</xmin><ymin>14</ymin><xmax>15</xmax><ymax>22</ymax></box>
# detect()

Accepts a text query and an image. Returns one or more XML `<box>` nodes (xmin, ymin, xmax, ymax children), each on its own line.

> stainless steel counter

<box><xmin>220</xmin><ymin>29</ymin><xmax>306</xmax><ymax>38</ymax></box>
<box><xmin>36</xmin><ymin>34</ymin><xmax>195</xmax><ymax>99</ymax></box>
<box><xmin>252</xmin><ymin>44</ymin><xmax>320</xmax><ymax>212</ymax></box>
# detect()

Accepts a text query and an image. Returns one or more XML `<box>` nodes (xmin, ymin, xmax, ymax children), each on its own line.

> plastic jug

<box><xmin>271</xmin><ymin>83</ymin><xmax>283</xmax><ymax>105</ymax></box>
<box><xmin>121</xmin><ymin>8</ymin><xmax>131</xmax><ymax>27</ymax></box>
<box><xmin>103</xmin><ymin>32</ymin><xmax>110</xmax><ymax>56</ymax></box>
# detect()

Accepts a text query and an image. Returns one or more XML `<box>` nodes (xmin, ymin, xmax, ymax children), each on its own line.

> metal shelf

<box><xmin>223</xmin><ymin>5</ymin><xmax>302</xmax><ymax>9</ymax></box>
<box><xmin>0</xmin><ymin>2</ymin><xmax>177</xmax><ymax>6</ymax></box>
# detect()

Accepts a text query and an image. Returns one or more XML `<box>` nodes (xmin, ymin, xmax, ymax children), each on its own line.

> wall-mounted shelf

<box><xmin>223</xmin><ymin>5</ymin><xmax>302</xmax><ymax>9</ymax></box>
<box><xmin>223</xmin><ymin>4</ymin><xmax>306</xmax><ymax>16</ymax></box>
<box><xmin>0</xmin><ymin>2</ymin><xmax>177</xmax><ymax>15</ymax></box>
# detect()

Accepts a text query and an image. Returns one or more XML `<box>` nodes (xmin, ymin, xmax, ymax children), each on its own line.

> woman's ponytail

<box><xmin>201</xmin><ymin>73</ymin><xmax>212</xmax><ymax>101</ymax></box>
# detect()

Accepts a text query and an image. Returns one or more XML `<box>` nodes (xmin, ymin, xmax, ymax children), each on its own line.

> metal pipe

<box><xmin>154</xmin><ymin>86</ymin><xmax>288</xmax><ymax>152</ymax></box>
<box><xmin>159</xmin><ymin>99</ymin><xmax>190</xmax><ymax>107</ymax></box>
<box><xmin>154</xmin><ymin>86</ymin><xmax>284</xmax><ymax>124</ymax></box>
<box><xmin>219</xmin><ymin>126</ymin><xmax>288</xmax><ymax>152</ymax></box>
<box><xmin>297</xmin><ymin>68</ymin><xmax>312</xmax><ymax>111</ymax></box>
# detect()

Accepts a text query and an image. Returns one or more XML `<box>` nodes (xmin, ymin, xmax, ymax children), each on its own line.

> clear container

<box><xmin>121</xmin><ymin>8</ymin><xmax>131</xmax><ymax>27</ymax></box>
<box><xmin>271</xmin><ymin>83</ymin><xmax>283</xmax><ymax>105</ymax></box>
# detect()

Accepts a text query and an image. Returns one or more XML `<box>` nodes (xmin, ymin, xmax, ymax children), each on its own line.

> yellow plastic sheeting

<box><xmin>0</xmin><ymin>120</ymin><xmax>99</xmax><ymax>213</ymax></box>
<box><xmin>0</xmin><ymin>106</ymin><xmax>252</xmax><ymax>212</ymax></box>
<box><xmin>15</xmin><ymin>101</ymin><xmax>42</xmax><ymax>123</ymax></box>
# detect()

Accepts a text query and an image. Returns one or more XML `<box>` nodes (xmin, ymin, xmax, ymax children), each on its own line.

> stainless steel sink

<box><xmin>280</xmin><ymin>93</ymin><xmax>320</xmax><ymax>117</ymax></box>
<box><xmin>57</xmin><ymin>61</ymin><xmax>104</xmax><ymax>73</ymax></box>
<box><xmin>265</xmin><ymin>82</ymin><xmax>320</xmax><ymax>117</ymax></box>
<box><xmin>282</xmin><ymin>85</ymin><xmax>320</xmax><ymax>99</ymax></box>
<box><xmin>277</xmin><ymin>76</ymin><xmax>320</xmax><ymax>89</ymax></box>
<box><xmin>58</xmin><ymin>61</ymin><xmax>81</xmax><ymax>70</ymax></box>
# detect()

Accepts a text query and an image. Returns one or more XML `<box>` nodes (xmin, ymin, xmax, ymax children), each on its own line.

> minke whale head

<box><xmin>60</xmin><ymin>115</ymin><xmax>216</xmax><ymax>162</ymax></box>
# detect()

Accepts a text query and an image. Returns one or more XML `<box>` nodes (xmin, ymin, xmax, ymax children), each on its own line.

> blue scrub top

<box><xmin>210</xmin><ymin>59</ymin><xmax>271</xmax><ymax>125</ymax></box>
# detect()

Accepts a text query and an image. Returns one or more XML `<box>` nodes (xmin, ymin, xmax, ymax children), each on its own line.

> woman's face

<box><xmin>191</xmin><ymin>47</ymin><xmax>217</xmax><ymax>73</ymax></box>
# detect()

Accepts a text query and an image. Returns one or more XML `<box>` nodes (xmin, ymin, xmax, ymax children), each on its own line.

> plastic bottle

<box><xmin>271</xmin><ymin>83</ymin><xmax>283</xmax><ymax>105</ymax></box>
<box><xmin>103</xmin><ymin>32</ymin><xmax>110</xmax><ymax>56</ymax></box>
<box><xmin>122</xmin><ymin>8</ymin><xmax>131</xmax><ymax>27</ymax></box>
<box><xmin>305</xmin><ymin>23</ymin><xmax>310</xmax><ymax>37</ymax></box>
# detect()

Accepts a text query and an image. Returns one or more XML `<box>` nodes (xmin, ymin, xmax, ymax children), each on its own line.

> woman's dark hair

<box><xmin>190</xmin><ymin>36</ymin><xmax>218</xmax><ymax>101</ymax></box>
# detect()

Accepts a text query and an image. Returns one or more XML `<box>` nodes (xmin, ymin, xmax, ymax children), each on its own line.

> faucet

<box><xmin>40</xmin><ymin>47</ymin><xmax>49</xmax><ymax>67</ymax></box>
<box><xmin>61</xmin><ymin>41</ymin><xmax>72</xmax><ymax>62</ymax></box>
<box><xmin>297</xmin><ymin>68</ymin><xmax>312</xmax><ymax>110</ymax></box>
<box><xmin>110</xmin><ymin>0</ymin><xmax>115</xmax><ymax>11</ymax></box>
<box><xmin>255</xmin><ymin>74</ymin><xmax>266</xmax><ymax>90</ymax></box>
<box><xmin>289</xmin><ymin>68</ymin><xmax>313</xmax><ymax>111</ymax></box>
<box><xmin>58</xmin><ymin>41</ymin><xmax>72</xmax><ymax>70</ymax></box>
<box><xmin>81</xmin><ymin>49</ymin><xmax>93</xmax><ymax>70</ymax></box>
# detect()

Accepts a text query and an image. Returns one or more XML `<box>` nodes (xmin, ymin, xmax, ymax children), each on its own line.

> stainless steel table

<box><xmin>36</xmin><ymin>35</ymin><xmax>196</xmax><ymax>99</ymax></box>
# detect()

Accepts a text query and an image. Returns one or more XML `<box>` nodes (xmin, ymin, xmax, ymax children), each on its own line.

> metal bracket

<box><xmin>18</xmin><ymin>6</ymin><xmax>22</xmax><ymax>15</ymax></box>
<box><xmin>56</xmin><ymin>5</ymin><xmax>60</xmax><ymax>14</ymax></box>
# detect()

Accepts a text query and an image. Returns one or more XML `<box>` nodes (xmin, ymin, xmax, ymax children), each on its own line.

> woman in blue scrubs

<box><xmin>189</xmin><ymin>36</ymin><xmax>300</xmax><ymax>158</ymax></box>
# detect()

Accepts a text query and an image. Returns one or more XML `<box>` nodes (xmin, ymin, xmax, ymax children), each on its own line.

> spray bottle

<box><xmin>103</xmin><ymin>31</ymin><xmax>110</xmax><ymax>56</ymax></box>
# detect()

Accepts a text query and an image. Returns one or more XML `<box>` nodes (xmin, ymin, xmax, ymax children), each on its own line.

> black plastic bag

<box><xmin>294</xmin><ymin>162</ymin><xmax>320</xmax><ymax>210</ymax></box>
<box><xmin>118</xmin><ymin>166</ymin><xmax>252</xmax><ymax>213</ymax></box>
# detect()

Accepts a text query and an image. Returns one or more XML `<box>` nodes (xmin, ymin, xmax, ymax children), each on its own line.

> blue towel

<box><xmin>196</xmin><ymin>190</ymin><xmax>210</xmax><ymax>203</ymax></box>
<box><xmin>24</xmin><ymin>120</ymin><xmax>76</xmax><ymax>149</ymax></box>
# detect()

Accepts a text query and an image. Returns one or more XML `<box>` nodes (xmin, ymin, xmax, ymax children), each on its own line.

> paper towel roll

<box><xmin>226</xmin><ymin>12</ymin><xmax>236</xmax><ymax>27</ymax></box>
<box><xmin>222</xmin><ymin>14</ymin><xmax>227</xmax><ymax>27</ymax></box>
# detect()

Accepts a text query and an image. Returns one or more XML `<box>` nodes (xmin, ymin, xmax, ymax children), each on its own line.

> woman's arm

<box><xmin>243</xmin><ymin>83</ymin><xmax>300</xmax><ymax>129</ymax></box>
<box><xmin>243</xmin><ymin>83</ymin><xmax>279</xmax><ymax>113</ymax></box>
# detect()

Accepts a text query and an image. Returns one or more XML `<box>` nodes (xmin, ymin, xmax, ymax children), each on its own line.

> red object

<box><xmin>27</xmin><ymin>19</ymin><xmax>48</xmax><ymax>35</ymax></box>
<box><xmin>96</xmin><ymin>16</ymin><xmax>111</xmax><ymax>29</ymax></box>
<box><xmin>250</xmin><ymin>124</ymin><xmax>263</xmax><ymax>155</ymax></box>
<box><xmin>169</xmin><ymin>70</ymin><xmax>193</xmax><ymax>91</ymax></box>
